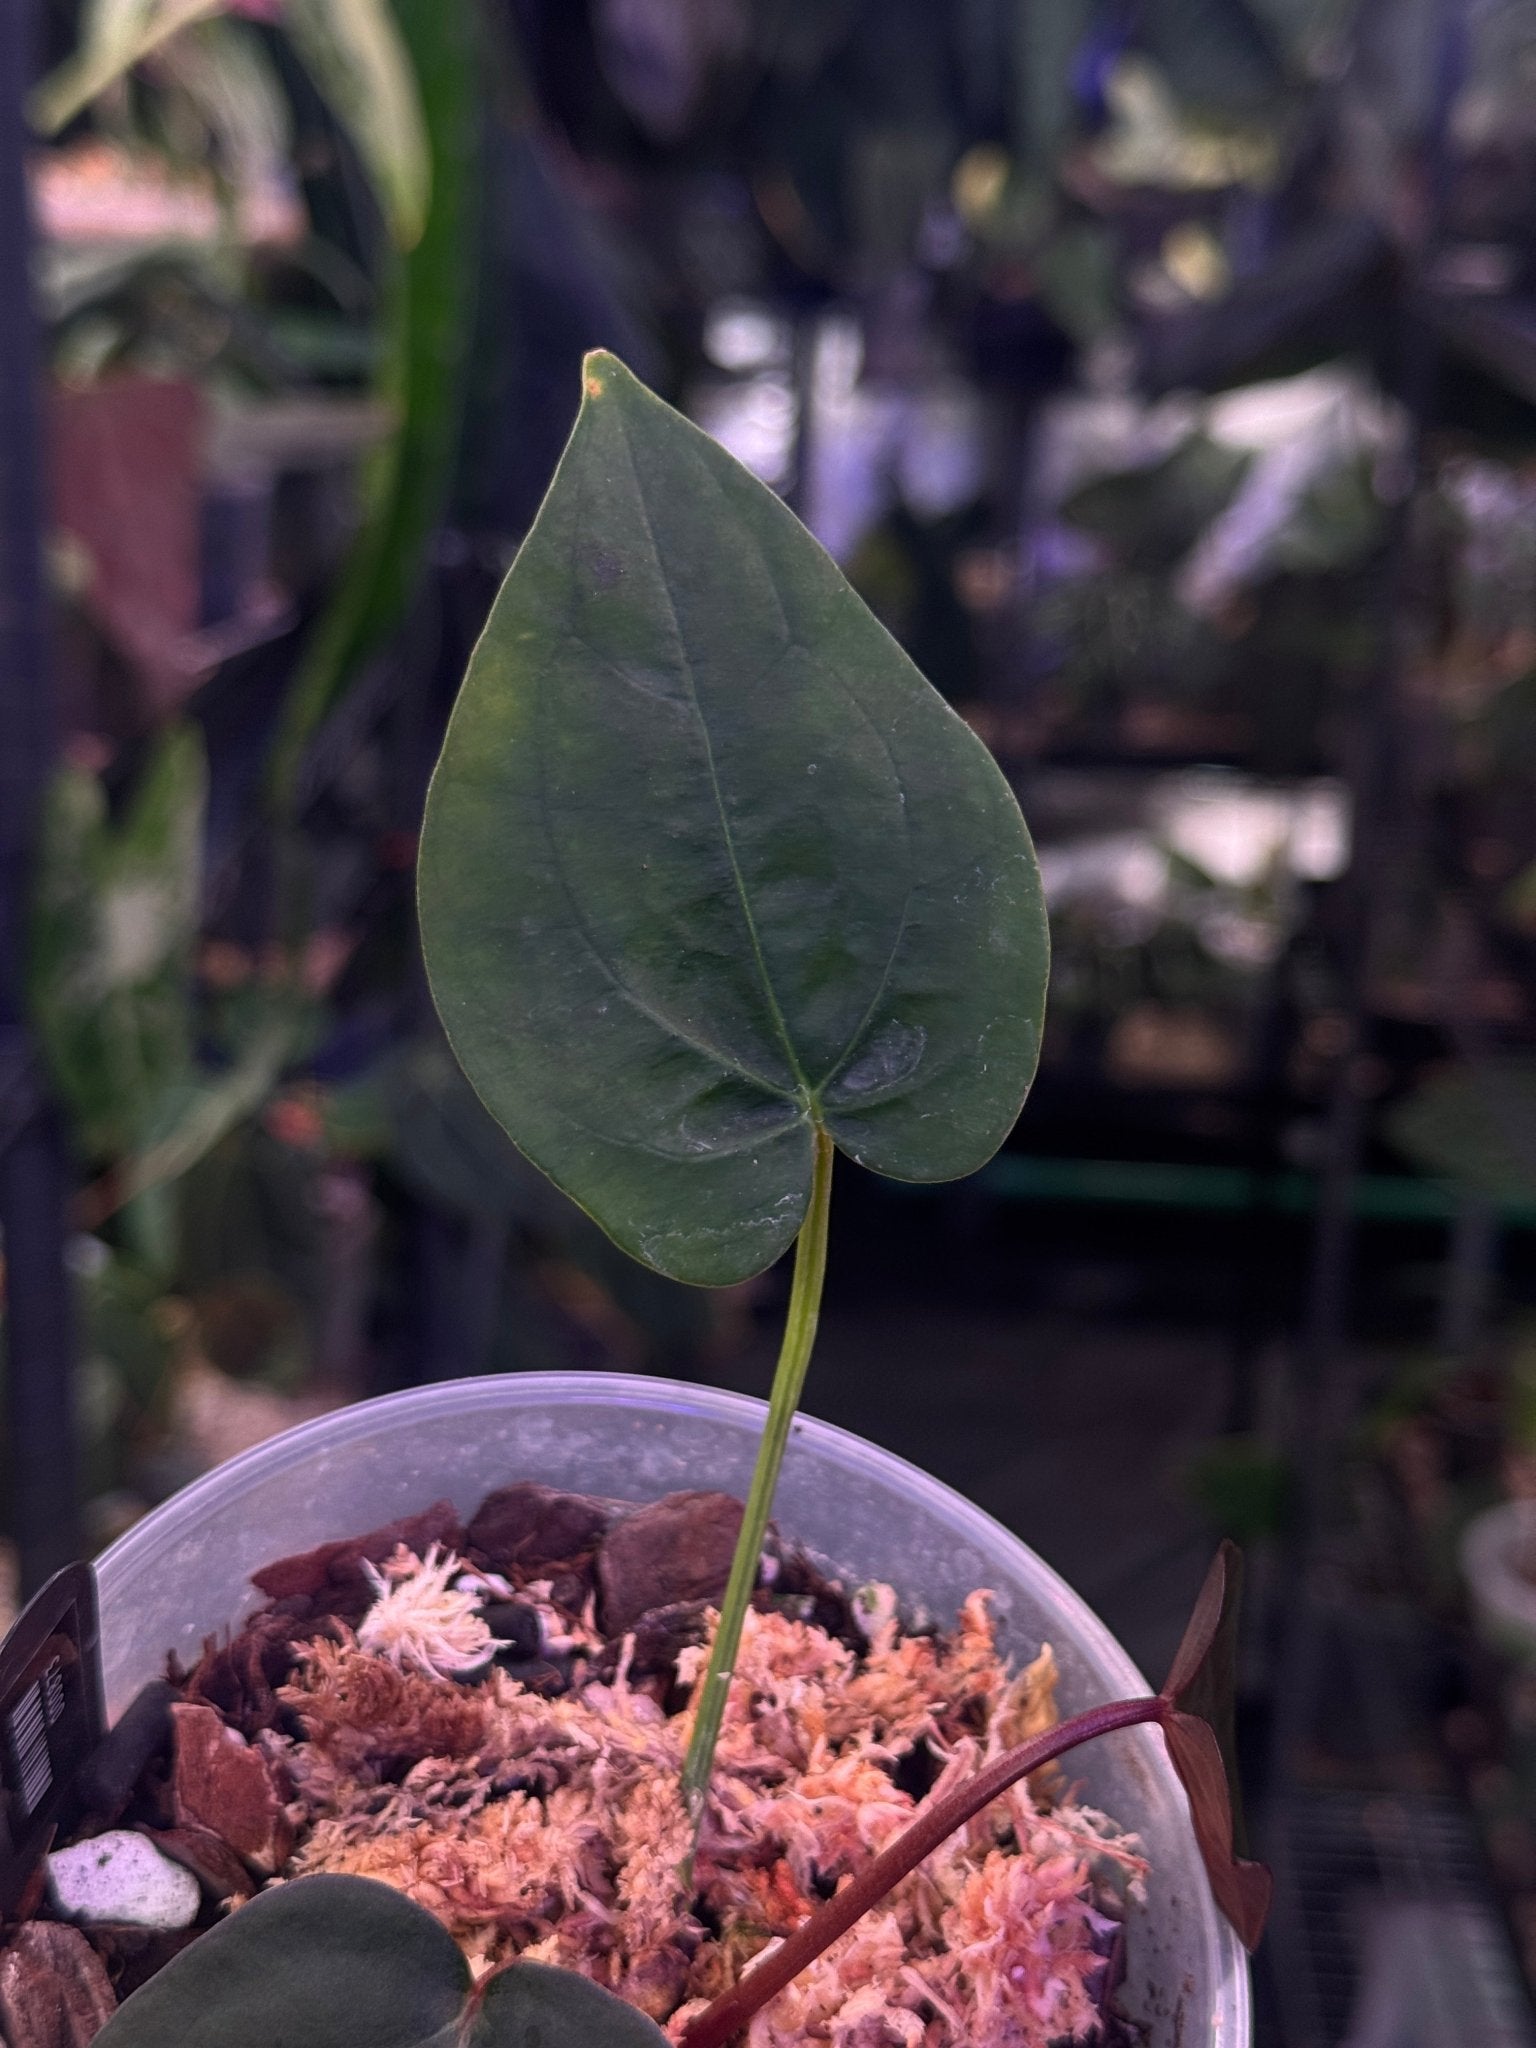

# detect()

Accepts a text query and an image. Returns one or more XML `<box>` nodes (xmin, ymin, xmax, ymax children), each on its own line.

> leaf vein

<box><xmin>613</xmin><ymin>423</ymin><xmax>814</xmax><ymax>1101</ymax></box>
<box><xmin>809</xmin><ymin>659</ymin><xmax>916</xmax><ymax>1099</ymax></box>
<box><xmin>529</xmin><ymin>687</ymin><xmax>800</xmax><ymax>1105</ymax></box>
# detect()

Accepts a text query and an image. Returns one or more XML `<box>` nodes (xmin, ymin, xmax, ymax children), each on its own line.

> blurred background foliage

<box><xmin>7</xmin><ymin>0</ymin><xmax>1536</xmax><ymax>1666</ymax></box>
<box><xmin>12</xmin><ymin>6</ymin><xmax>1536</xmax><ymax>2036</ymax></box>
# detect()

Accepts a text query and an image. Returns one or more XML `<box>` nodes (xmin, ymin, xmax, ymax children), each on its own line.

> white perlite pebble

<box><xmin>46</xmin><ymin>1830</ymin><xmax>201</xmax><ymax>1930</ymax></box>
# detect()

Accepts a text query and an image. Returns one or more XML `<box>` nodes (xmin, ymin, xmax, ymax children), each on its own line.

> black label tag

<box><xmin>0</xmin><ymin>1563</ymin><xmax>104</xmax><ymax>1917</ymax></box>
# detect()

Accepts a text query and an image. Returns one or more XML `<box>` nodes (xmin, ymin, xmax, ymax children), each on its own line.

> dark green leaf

<box><xmin>93</xmin><ymin>1875</ymin><xmax>471</xmax><ymax>2047</ymax></box>
<box><xmin>1063</xmin><ymin>435</ymin><xmax>1252</xmax><ymax>574</ymax></box>
<box><xmin>1388</xmin><ymin>1058</ymin><xmax>1536</xmax><ymax>1205</ymax></box>
<box><xmin>121</xmin><ymin>1001</ymin><xmax>297</xmax><ymax>1209</ymax></box>
<box><xmin>269</xmin><ymin>0</ymin><xmax>481</xmax><ymax>812</ymax></box>
<box><xmin>471</xmin><ymin>1961</ymin><xmax>668</xmax><ymax>2047</ymax></box>
<box><xmin>282</xmin><ymin>0</ymin><xmax>430</xmax><ymax>248</ymax></box>
<box><xmin>94</xmin><ymin>1873</ymin><xmax>671</xmax><ymax>2048</ymax></box>
<box><xmin>1139</xmin><ymin>0</ymin><xmax>1285</xmax><ymax>114</ymax></box>
<box><xmin>1013</xmin><ymin>0</ymin><xmax>1098</xmax><ymax>164</ymax></box>
<box><xmin>418</xmin><ymin>353</ymin><xmax>1048</xmax><ymax>1285</ymax></box>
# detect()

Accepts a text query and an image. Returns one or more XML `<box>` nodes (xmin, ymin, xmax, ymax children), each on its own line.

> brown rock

<box><xmin>83</xmin><ymin>1926</ymin><xmax>201</xmax><ymax>2005</ymax></box>
<box><xmin>465</xmin><ymin>1482</ymin><xmax>618</xmax><ymax>1589</ymax></box>
<box><xmin>597</xmin><ymin>1491</ymin><xmax>745</xmax><ymax>1636</ymax></box>
<box><xmin>630</xmin><ymin>1597</ymin><xmax>713</xmax><ymax>1677</ymax></box>
<box><xmin>143</xmin><ymin>1822</ymin><xmax>254</xmax><ymax>1904</ymax></box>
<box><xmin>249</xmin><ymin>1499</ymin><xmax>464</xmax><ymax>1622</ymax></box>
<box><xmin>591</xmin><ymin>1599</ymin><xmax>711</xmax><ymax>1686</ymax></box>
<box><xmin>621</xmin><ymin>1940</ymin><xmax>691</xmax><ymax>2021</ymax></box>
<box><xmin>169</xmin><ymin>1703</ymin><xmax>292</xmax><ymax>1875</ymax></box>
<box><xmin>183</xmin><ymin>1607</ymin><xmax>332</xmax><ymax>1737</ymax></box>
<box><xmin>0</xmin><ymin>1922</ymin><xmax>116</xmax><ymax>2047</ymax></box>
<box><xmin>771</xmin><ymin>1547</ymin><xmax>860</xmax><ymax>1646</ymax></box>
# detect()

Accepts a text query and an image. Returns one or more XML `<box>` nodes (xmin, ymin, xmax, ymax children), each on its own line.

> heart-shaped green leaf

<box><xmin>92</xmin><ymin>1875</ymin><xmax>471</xmax><ymax>2046</ymax></box>
<box><xmin>470</xmin><ymin>1961</ymin><xmax>670</xmax><ymax>2046</ymax></box>
<box><xmin>94</xmin><ymin>1873</ymin><xmax>670</xmax><ymax>2047</ymax></box>
<box><xmin>418</xmin><ymin>353</ymin><xmax>1048</xmax><ymax>1284</ymax></box>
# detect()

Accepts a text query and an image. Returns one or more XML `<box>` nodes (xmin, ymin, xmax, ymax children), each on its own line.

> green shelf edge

<box><xmin>973</xmin><ymin>1156</ymin><xmax>1536</xmax><ymax>1227</ymax></box>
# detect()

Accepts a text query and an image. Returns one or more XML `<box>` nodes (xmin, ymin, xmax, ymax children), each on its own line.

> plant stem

<box><xmin>680</xmin><ymin>1125</ymin><xmax>834</xmax><ymax>1836</ymax></box>
<box><xmin>681</xmin><ymin>1692</ymin><xmax>1165</xmax><ymax>2048</ymax></box>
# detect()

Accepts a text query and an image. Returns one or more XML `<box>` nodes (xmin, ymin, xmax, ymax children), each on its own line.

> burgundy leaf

<box><xmin>1160</xmin><ymin>1540</ymin><xmax>1237</xmax><ymax>1707</ymax></box>
<box><xmin>681</xmin><ymin>1695</ymin><xmax>1164</xmax><ymax>2048</ymax></box>
<box><xmin>1162</xmin><ymin>1711</ymin><xmax>1271</xmax><ymax>1951</ymax></box>
<box><xmin>1158</xmin><ymin>1543</ymin><xmax>1271</xmax><ymax>1952</ymax></box>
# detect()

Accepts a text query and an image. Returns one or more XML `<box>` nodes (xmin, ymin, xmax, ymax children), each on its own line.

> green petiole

<box><xmin>679</xmin><ymin>1124</ymin><xmax>835</xmax><ymax>1849</ymax></box>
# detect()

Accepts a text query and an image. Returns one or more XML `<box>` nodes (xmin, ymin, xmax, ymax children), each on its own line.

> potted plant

<box><xmin>51</xmin><ymin>355</ymin><xmax>1263</xmax><ymax>2044</ymax></box>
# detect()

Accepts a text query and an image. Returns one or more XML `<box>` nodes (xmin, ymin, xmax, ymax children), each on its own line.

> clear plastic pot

<box><xmin>95</xmin><ymin>1372</ymin><xmax>1250</xmax><ymax>2047</ymax></box>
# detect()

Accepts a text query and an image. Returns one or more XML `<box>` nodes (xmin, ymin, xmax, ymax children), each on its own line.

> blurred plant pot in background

<box><xmin>1462</xmin><ymin>1500</ymin><xmax>1536</xmax><ymax>1667</ymax></box>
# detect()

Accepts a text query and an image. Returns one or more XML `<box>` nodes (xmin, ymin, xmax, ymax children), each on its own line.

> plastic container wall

<box><xmin>95</xmin><ymin>1373</ymin><xmax>1249</xmax><ymax>2047</ymax></box>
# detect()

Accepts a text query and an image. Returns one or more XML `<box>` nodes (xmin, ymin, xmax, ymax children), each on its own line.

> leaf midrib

<box><xmin>804</xmin><ymin>652</ymin><xmax>915</xmax><ymax>1099</ymax></box>
<box><xmin>530</xmin><ymin>706</ymin><xmax>802</xmax><ymax>1107</ymax></box>
<box><xmin>614</xmin><ymin>420</ymin><xmax>816</xmax><ymax>1108</ymax></box>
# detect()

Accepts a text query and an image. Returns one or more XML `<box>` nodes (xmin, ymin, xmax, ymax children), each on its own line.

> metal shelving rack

<box><xmin>0</xmin><ymin>0</ymin><xmax>78</xmax><ymax>1596</ymax></box>
<box><xmin>1248</xmin><ymin>0</ymin><xmax>1536</xmax><ymax>2033</ymax></box>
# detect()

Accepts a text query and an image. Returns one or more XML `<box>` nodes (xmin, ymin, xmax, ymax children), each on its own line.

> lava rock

<box><xmin>590</xmin><ymin>1598</ymin><xmax>711</xmax><ymax>1689</ymax></box>
<box><xmin>465</xmin><ymin>1482</ymin><xmax>618</xmax><ymax>1589</ymax></box>
<box><xmin>45</xmin><ymin>1829</ymin><xmax>200</xmax><ymax>1932</ymax></box>
<box><xmin>629</xmin><ymin>1597</ymin><xmax>713</xmax><ymax>1676</ymax></box>
<box><xmin>182</xmin><ymin>1609</ymin><xmax>305</xmax><ymax>1735</ymax></box>
<box><xmin>0</xmin><ymin>1922</ymin><xmax>116</xmax><ymax>2047</ymax></box>
<box><xmin>145</xmin><ymin>1822</ymin><xmax>255</xmax><ymax>1904</ymax></box>
<box><xmin>248</xmin><ymin>1499</ymin><xmax>464</xmax><ymax>1622</ymax></box>
<box><xmin>483</xmin><ymin>1601</ymin><xmax>542</xmax><ymax>1658</ymax></box>
<box><xmin>169</xmin><ymin>1703</ymin><xmax>292</xmax><ymax>1874</ymax></box>
<box><xmin>498</xmin><ymin>1656</ymin><xmax>568</xmax><ymax>1696</ymax></box>
<box><xmin>597</xmin><ymin>1491</ymin><xmax>745</xmax><ymax>1636</ymax></box>
<box><xmin>84</xmin><ymin>1925</ymin><xmax>202</xmax><ymax>2005</ymax></box>
<box><xmin>771</xmin><ymin>1548</ymin><xmax>861</xmax><ymax>1647</ymax></box>
<box><xmin>545</xmin><ymin>1568</ymin><xmax>590</xmax><ymax>1611</ymax></box>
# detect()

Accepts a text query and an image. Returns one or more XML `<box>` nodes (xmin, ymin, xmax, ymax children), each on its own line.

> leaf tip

<box><xmin>581</xmin><ymin>349</ymin><xmax>624</xmax><ymax>401</ymax></box>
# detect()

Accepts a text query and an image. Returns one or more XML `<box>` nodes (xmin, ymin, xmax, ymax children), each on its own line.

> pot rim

<box><xmin>104</xmin><ymin>1370</ymin><xmax>1152</xmax><ymax>1692</ymax></box>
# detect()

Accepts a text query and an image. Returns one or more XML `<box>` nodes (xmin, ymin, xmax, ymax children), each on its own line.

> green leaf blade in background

<box><xmin>282</xmin><ymin>0</ymin><xmax>431</xmax><ymax>250</ymax></box>
<box><xmin>29</xmin><ymin>0</ymin><xmax>223</xmax><ymax>134</ymax></box>
<box><xmin>94</xmin><ymin>1873</ymin><xmax>669</xmax><ymax>2047</ymax></box>
<box><xmin>267</xmin><ymin>0</ymin><xmax>481</xmax><ymax>821</ymax></box>
<box><xmin>93</xmin><ymin>1876</ymin><xmax>471</xmax><ymax>2047</ymax></box>
<box><xmin>472</xmin><ymin>1961</ymin><xmax>668</xmax><ymax>2047</ymax></box>
<box><xmin>419</xmin><ymin>353</ymin><xmax>1047</xmax><ymax>1286</ymax></box>
<box><xmin>27</xmin><ymin>723</ymin><xmax>207</xmax><ymax>1165</ymax></box>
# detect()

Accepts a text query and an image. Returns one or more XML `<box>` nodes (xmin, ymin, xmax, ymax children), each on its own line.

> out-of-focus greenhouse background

<box><xmin>5</xmin><ymin>0</ymin><xmax>1536</xmax><ymax>2039</ymax></box>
